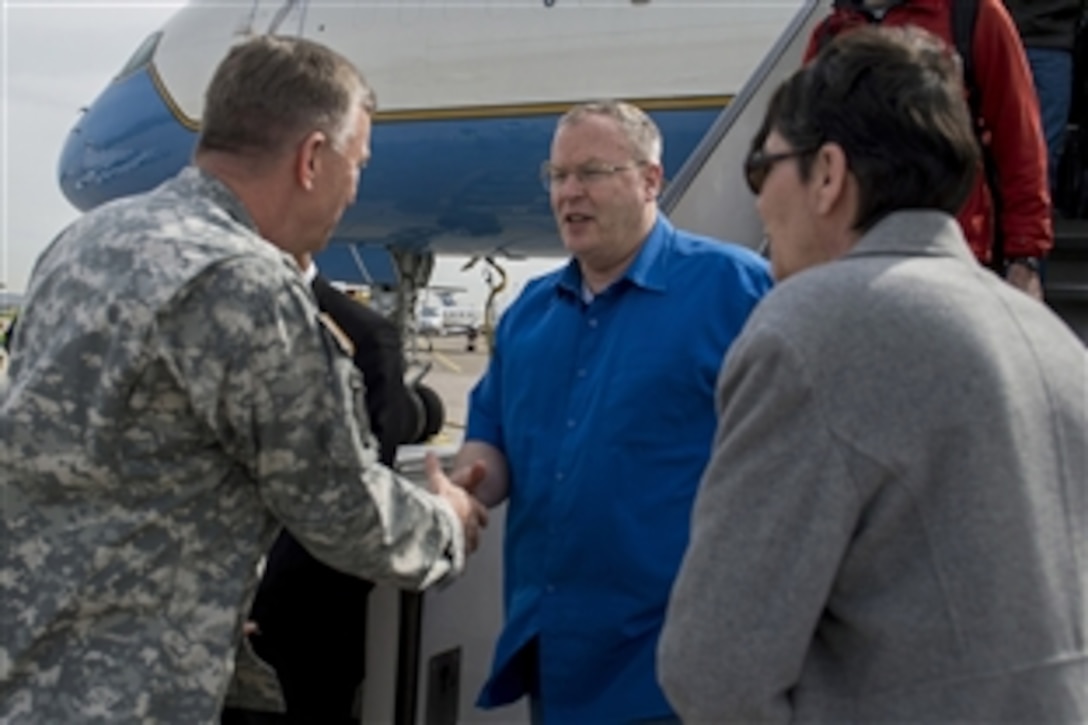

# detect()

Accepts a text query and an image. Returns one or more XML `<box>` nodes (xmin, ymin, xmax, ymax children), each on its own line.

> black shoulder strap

<box><xmin>951</xmin><ymin>0</ymin><xmax>1006</xmax><ymax>270</ymax></box>
<box><xmin>951</xmin><ymin>0</ymin><xmax>981</xmax><ymax>117</ymax></box>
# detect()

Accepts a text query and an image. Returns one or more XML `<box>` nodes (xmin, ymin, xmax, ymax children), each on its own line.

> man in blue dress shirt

<box><xmin>452</xmin><ymin>100</ymin><xmax>773</xmax><ymax>723</ymax></box>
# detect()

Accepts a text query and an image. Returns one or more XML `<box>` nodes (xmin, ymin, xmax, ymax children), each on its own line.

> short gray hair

<box><xmin>558</xmin><ymin>100</ymin><xmax>663</xmax><ymax>164</ymax></box>
<box><xmin>198</xmin><ymin>35</ymin><xmax>376</xmax><ymax>156</ymax></box>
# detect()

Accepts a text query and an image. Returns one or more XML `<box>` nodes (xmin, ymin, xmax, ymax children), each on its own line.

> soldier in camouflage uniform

<box><xmin>0</xmin><ymin>35</ymin><xmax>487</xmax><ymax>723</ymax></box>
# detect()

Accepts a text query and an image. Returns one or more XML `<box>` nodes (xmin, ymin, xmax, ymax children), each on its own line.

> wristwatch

<box><xmin>1007</xmin><ymin>257</ymin><xmax>1041</xmax><ymax>274</ymax></box>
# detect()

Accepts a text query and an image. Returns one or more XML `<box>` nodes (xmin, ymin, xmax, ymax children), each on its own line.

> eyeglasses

<box><xmin>540</xmin><ymin>160</ymin><xmax>646</xmax><ymax>191</ymax></box>
<box><xmin>744</xmin><ymin>147</ymin><xmax>817</xmax><ymax>195</ymax></box>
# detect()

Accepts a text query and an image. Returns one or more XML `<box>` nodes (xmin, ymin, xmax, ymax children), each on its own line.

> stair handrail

<box><xmin>661</xmin><ymin>0</ymin><xmax>826</xmax><ymax>214</ymax></box>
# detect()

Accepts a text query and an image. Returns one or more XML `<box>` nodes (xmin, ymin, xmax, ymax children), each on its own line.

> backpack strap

<box><xmin>951</xmin><ymin>0</ymin><xmax>1006</xmax><ymax>271</ymax></box>
<box><xmin>951</xmin><ymin>0</ymin><xmax>981</xmax><ymax>118</ymax></box>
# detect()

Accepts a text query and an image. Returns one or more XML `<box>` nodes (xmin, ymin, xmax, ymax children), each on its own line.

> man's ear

<box><xmin>295</xmin><ymin>130</ymin><xmax>327</xmax><ymax>191</ymax></box>
<box><xmin>812</xmin><ymin>142</ymin><xmax>849</xmax><ymax>216</ymax></box>
<box><xmin>644</xmin><ymin>162</ymin><xmax>665</xmax><ymax>201</ymax></box>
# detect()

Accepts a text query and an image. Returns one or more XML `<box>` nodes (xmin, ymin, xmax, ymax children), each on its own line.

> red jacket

<box><xmin>804</xmin><ymin>0</ymin><xmax>1053</xmax><ymax>262</ymax></box>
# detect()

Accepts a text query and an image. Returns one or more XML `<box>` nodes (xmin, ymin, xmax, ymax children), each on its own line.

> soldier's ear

<box><xmin>295</xmin><ymin>130</ymin><xmax>327</xmax><ymax>191</ymax></box>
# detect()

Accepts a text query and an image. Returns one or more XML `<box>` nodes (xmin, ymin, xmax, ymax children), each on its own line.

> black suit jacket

<box><xmin>311</xmin><ymin>275</ymin><xmax>417</xmax><ymax>465</ymax></box>
<box><xmin>245</xmin><ymin>275</ymin><xmax>418</xmax><ymax>712</ymax></box>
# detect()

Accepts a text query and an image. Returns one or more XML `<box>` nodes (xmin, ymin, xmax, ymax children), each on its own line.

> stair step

<box><xmin>1053</xmin><ymin>218</ymin><xmax>1088</xmax><ymax>257</ymax></box>
<box><xmin>1045</xmin><ymin>283</ymin><xmax>1088</xmax><ymax>302</ymax></box>
<box><xmin>1044</xmin><ymin>218</ymin><xmax>1088</xmax><ymax>321</ymax></box>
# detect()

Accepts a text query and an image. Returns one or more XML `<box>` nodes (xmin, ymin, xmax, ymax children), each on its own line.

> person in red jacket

<box><xmin>805</xmin><ymin>0</ymin><xmax>1053</xmax><ymax>300</ymax></box>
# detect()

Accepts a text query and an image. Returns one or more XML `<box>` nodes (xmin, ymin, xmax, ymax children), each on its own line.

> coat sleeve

<box><xmin>658</xmin><ymin>324</ymin><xmax>860</xmax><ymax>723</ymax></box>
<box><xmin>974</xmin><ymin>0</ymin><xmax>1053</xmax><ymax>258</ymax></box>
<box><xmin>156</xmin><ymin>256</ymin><xmax>463</xmax><ymax>590</ymax></box>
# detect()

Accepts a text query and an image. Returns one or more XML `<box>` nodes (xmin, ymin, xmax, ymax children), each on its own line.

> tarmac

<box><xmin>406</xmin><ymin>333</ymin><xmax>491</xmax><ymax>445</ymax></box>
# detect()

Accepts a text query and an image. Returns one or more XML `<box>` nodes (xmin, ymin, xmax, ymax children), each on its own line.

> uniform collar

<box><xmin>177</xmin><ymin>165</ymin><xmax>260</xmax><ymax>233</ymax></box>
<box><xmin>177</xmin><ymin>165</ymin><xmax>306</xmax><ymax>277</ymax></box>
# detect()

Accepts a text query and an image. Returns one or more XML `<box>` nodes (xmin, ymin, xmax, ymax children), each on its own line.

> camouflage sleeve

<box><xmin>155</xmin><ymin>254</ymin><xmax>463</xmax><ymax>589</ymax></box>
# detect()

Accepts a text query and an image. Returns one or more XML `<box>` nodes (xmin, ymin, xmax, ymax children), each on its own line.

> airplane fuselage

<box><xmin>57</xmin><ymin>0</ymin><xmax>803</xmax><ymax>282</ymax></box>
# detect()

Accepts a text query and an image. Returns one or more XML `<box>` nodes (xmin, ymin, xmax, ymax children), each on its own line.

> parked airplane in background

<box><xmin>56</xmin><ymin>0</ymin><xmax>804</xmax><ymax>336</ymax></box>
<box><xmin>416</xmin><ymin>286</ymin><xmax>482</xmax><ymax>343</ymax></box>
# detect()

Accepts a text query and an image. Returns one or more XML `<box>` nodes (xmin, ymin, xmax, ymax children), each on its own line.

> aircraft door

<box><xmin>233</xmin><ymin>0</ymin><xmax>310</xmax><ymax>38</ymax></box>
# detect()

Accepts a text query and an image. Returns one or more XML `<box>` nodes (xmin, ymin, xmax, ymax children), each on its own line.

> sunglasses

<box><xmin>744</xmin><ymin>147</ymin><xmax>818</xmax><ymax>195</ymax></box>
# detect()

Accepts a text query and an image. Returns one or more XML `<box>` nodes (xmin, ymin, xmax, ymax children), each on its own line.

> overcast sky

<box><xmin>0</xmin><ymin>1</ymin><xmax>555</xmax><ymax>307</ymax></box>
<box><xmin>3</xmin><ymin>2</ymin><xmax>179</xmax><ymax>293</ymax></box>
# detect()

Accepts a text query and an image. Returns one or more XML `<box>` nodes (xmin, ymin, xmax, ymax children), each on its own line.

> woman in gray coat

<box><xmin>658</xmin><ymin>26</ymin><xmax>1088</xmax><ymax>723</ymax></box>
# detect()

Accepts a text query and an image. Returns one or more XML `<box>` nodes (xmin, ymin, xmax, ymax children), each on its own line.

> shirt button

<box><xmin>546</xmin><ymin>584</ymin><xmax>556</xmax><ymax>594</ymax></box>
<box><xmin>577</xmin><ymin>368</ymin><xmax>587</xmax><ymax>378</ymax></box>
<box><xmin>556</xmin><ymin>472</ymin><xmax>564</xmax><ymax>481</ymax></box>
<box><xmin>567</xmin><ymin>419</ymin><xmax>575</xmax><ymax>428</ymax></box>
<box><xmin>588</xmin><ymin>318</ymin><xmax>598</xmax><ymax>328</ymax></box>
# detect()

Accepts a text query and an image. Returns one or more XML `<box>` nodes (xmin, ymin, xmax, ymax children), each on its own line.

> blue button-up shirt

<box><xmin>469</xmin><ymin>216</ymin><xmax>772</xmax><ymax>723</ymax></box>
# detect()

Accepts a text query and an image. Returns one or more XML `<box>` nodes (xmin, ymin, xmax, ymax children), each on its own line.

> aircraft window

<box><xmin>116</xmin><ymin>31</ymin><xmax>163</xmax><ymax>80</ymax></box>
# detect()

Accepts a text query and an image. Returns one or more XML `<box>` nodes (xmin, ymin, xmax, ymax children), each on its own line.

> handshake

<box><xmin>423</xmin><ymin>452</ymin><xmax>490</xmax><ymax>554</ymax></box>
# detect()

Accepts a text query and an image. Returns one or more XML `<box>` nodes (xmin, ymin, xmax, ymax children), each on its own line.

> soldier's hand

<box><xmin>425</xmin><ymin>452</ymin><xmax>489</xmax><ymax>553</ymax></box>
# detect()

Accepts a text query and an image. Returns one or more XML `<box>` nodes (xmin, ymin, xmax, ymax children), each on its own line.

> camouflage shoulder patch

<box><xmin>319</xmin><ymin>312</ymin><xmax>355</xmax><ymax>358</ymax></box>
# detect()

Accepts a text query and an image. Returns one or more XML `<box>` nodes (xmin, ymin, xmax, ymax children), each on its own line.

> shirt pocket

<box><xmin>603</xmin><ymin>359</ymin><xmax>712</xmax><ymax>445</ymax></box>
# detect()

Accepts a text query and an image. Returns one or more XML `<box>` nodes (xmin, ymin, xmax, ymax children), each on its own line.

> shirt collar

<box><xmin>302</xmin><ymin>262</ymin><xmax>318</xmax><ymax>285</ymax></box>
<box><xmin>555</xmin><ymin>213</ymin><xmax>673</xmax><ymax>298</ymax></box>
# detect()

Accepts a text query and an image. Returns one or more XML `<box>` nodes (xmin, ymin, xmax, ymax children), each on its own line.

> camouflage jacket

<box><xmin>0</xmin><ymin>166</ymin><xmax>464</xmax><ymax>723</ymax></box>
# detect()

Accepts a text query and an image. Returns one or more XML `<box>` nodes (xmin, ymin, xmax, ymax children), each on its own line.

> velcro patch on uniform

<box><xmin>318</xmin><ymin>312</ymin><xmax>355</xmax><ymax>357</ymax></box>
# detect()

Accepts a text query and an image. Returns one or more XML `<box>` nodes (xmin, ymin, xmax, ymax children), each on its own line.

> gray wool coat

<box><xmin>659</xmin><ymin>210</ymin><xmax>1088</xmax><ymax>723</ymax></box>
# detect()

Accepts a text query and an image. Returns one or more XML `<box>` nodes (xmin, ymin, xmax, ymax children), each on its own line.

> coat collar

<box><xmin>846</xmin><ymin>210</ymin><xmax>977</xmax><ymax>265</ymax></box>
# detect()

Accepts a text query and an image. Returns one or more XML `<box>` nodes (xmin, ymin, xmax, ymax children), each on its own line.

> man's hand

<box><xmin>1006</xmin><ymin>261</ymin><xmax>1043</xmax><ymax>301</ymax></box>
<box><xmin>451</xmin><ymin>441</ymin><xmax>510</xmax><ymax>508</ymax></box>
<box><xmin>425</xmin><ymin>452</ymin><xmax>489</xmax><ymax>553</ymax></box>
<box><xmin>450</xmin><ymin>459</ymin><xmax>487</xmax><ymax>492</ymax></box>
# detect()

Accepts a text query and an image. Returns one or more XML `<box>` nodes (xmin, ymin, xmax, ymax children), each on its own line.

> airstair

<box><xmin>662</xmin><ymin>0</ymin><xmax>823</xmax><ymax>247</ymax></box>
<box><xmin>664</xmin><ymin>0</ymin><xmax>1088</xmax><ymax>345</ymax></box>
<box><xmin>1049</xmin><ymin>218</ymin><xmax>1088</xmax><ymax>341</ymax></box>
